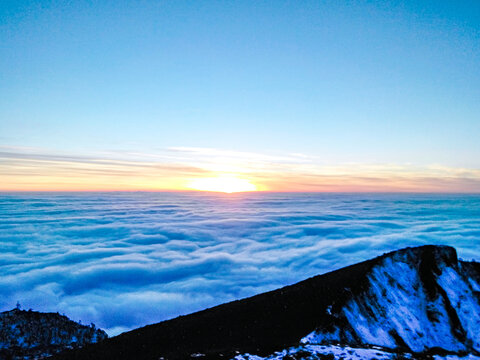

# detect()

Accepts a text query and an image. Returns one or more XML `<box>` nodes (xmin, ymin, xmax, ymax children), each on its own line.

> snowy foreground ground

<box><xmin>234</xmin><ymin>344</ymin><xmax>480</xmax><ymax>360</ymax></box>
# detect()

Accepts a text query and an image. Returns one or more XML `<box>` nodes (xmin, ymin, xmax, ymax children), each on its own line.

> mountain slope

<box><xmin>301</xmin><ymin>246</ymin><xmax>480</xmax><ymax>354</ymax></box>
<box><xmin>52</xmin><ymin>245</ymin><xmax>480</xmax><ymax>360</ymax></box>
<box><xmin>0</xmin><ymin>308</ymin><xmax>107</xmax><ymax>359</ymax></box>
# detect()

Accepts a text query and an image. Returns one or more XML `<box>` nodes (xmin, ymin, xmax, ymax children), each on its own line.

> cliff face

<box><xmin>0</xmin><ymin>309</ymin><xmax>107</xmax><ymax>359</ymax></box>
<box><xmin>51</xmin><ymin>246</ymin><xmax>480</xmax><ymax>360</ymax></box>
<box><xmin>301</xmin><ymin>246</ymin><xmax>480</xmax><ymax>353</ymax></box>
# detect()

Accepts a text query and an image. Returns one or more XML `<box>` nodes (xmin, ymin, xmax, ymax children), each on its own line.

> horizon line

<box><xmin>1</xmin><ymin>190</ymin><xmax>479</xmax><ymax>194</ymax></box>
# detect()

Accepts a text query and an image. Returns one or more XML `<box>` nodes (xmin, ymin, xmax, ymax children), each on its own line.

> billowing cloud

<box><xmin>0</xmin><ymin>192</ymin><xmax>479</xmax><ymax>335</ymax></box>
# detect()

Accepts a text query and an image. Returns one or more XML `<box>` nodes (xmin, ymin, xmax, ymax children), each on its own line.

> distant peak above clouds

<box><xmin>0</xmin><ymin>308</ymin><xmax>107</xmax><ymax>359</ymax></box>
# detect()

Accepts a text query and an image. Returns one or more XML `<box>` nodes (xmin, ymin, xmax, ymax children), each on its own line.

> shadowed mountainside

<box><xmin>52</xmin><ymin>245</ymin><xmax>480</xmax><ymax>360</ymax></box>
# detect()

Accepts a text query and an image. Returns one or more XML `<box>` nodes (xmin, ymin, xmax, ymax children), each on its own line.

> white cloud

<box><xmin>0</xmin><ymin>192</ymin><xmax>479</xmax><ymax>335</ymax></box>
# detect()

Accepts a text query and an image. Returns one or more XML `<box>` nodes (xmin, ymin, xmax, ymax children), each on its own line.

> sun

<box><xmin>186</xmin><ymin>174</ymin><xmax>257</xmax><ymax>193</ymax></box>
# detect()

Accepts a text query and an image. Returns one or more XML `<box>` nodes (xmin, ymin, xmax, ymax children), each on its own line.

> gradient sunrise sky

<box><xmin>1</xmin><ymin>0</ymin><xmax>480</xmax><ymax>192</ymax></box>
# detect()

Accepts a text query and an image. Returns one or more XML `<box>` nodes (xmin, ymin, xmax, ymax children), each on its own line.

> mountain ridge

<box><xmin>51</xmin><ymin>245</ymin><xmax>480</xmax><ymax>360</ymax></box>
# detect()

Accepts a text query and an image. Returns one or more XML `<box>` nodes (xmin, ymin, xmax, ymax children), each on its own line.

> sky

<box><xmin>1</xmin><ymin>0</ymin><xmax>480</xmax><ymax>191</ymax></box>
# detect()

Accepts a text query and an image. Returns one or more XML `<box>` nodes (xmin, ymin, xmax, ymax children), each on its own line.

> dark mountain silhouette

<box><xmin>0</xmin><ymin>308</ymin><xmax>107</xmax><ymax>359</ymax></box>
<box><xmin>48</xmin><ymin>245</ymin><xmax>480</xmax><ymax>360</ymax></box>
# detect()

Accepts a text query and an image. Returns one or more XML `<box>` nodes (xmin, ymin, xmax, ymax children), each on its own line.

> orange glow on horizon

<box><xmin>186</xmin><ymin>175</ymin><xmax>258</xmax><ymax>193</ymax></box>
<box><xmin>1</xmin><ymin>147</ymin><xmax>480</xmax><ymax>193</ymax></box>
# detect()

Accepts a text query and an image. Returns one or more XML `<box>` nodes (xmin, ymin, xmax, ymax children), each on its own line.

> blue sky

<box><xmin>1</xmin><ymin>0</ymin><xmax>480</xmax><ymax>190</ymax></box>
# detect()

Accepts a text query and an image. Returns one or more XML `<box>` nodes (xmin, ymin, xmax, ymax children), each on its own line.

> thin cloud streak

<box><xmin>0</xmin><ymin>146</ymin><xmax>479</xmax><ymax>192</ymax></box>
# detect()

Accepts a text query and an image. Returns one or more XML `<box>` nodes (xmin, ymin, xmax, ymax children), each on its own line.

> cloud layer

<box><xmin>0</xmin><ymin>192</ymin><xmax>479</xmax><ymax>335</ymax></box>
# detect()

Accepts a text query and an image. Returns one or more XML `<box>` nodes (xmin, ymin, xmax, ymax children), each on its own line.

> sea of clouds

<box><xmin>0</xmin><ymin>192</ymin><xmax>479</xmax><ymax>335</ymax></box>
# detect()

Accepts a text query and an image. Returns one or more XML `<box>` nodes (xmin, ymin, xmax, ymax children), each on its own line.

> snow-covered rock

<box><xmin>238</xmin><ymin>246</ymin><xmax>480</xmax><ymax>359</ymax></box>
<box><xmin>235</xmin><ymin>344</ymin><xmax>480</xmax><ymax>360</ymax></box>
<box><xmin>301</xmin><ymin>246</ymin><xmax>480</xmax><ymax>354</ymax></box>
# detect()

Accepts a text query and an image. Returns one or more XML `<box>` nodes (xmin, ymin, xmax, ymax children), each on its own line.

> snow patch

<box><xmin>235</xmin><ymin>344</ymin><xmax>480</xmax><ymax>360</ymax></box>
<box><xmin>301</xmin><ymin>248</ymin><xmax>480</xmax><ymax>354</ymax></box>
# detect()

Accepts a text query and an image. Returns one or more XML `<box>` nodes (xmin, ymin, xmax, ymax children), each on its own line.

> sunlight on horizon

<box><xmin>186</xmin><ymin>174</ymin><xmax>258</xmax><ymax>193</ymax></box>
